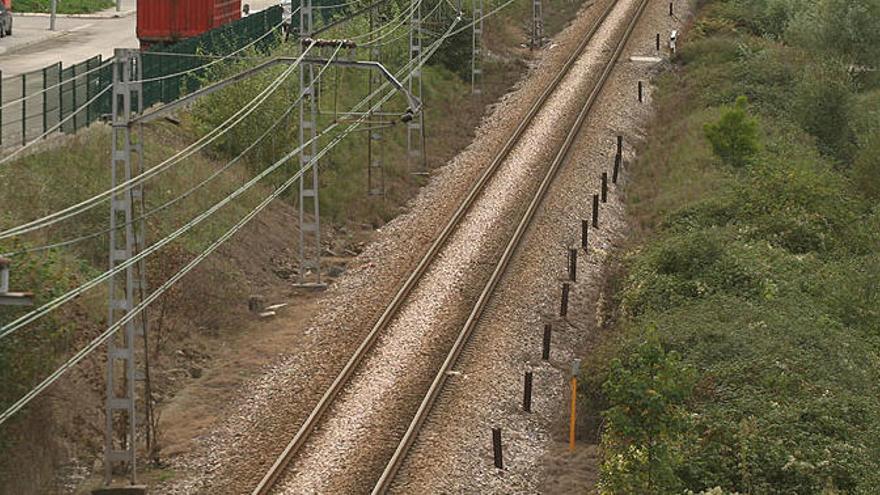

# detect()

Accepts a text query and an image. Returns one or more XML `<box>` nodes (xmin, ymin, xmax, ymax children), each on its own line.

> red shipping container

<box><xmin>137</xmin><ymin>0</ymin><xmax>242</xmax><ymax>46</ymax></box>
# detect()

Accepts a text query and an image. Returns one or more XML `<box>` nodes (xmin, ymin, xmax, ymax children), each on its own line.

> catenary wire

<box><xmin>0</xmin><ymin>45</ymin><xmax>342</xmax><ymax>342</ymax></box>
<box><xmin>0</xmin><ymin>0</ymin><xmax>515</xmax><ymax>425</ymax></box>
<box><xmin>0</xmin><ymin>59</ymin><xmax>113</xmax><ymax>113</ymax></box>
<box><xmin>0</xmin><ymin>42</ymin><xmax>318</xmax><ymax>241</ymax></box>
<box><xmin>2</xmin><ymin>66</ymin><xmax>317</xmax><ymax>258</ymax></box>
<box><xmin>132</xmin><ymin>17</ymin><xmax>291</xmax><ymax>84</ymax></box>
<box><xmin>0</xmin><ymin>85</ymin><xmax>113</xmax><ymax>165</ymax></box>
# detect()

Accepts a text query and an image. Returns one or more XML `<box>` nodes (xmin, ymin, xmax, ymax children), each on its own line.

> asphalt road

<box><xmin>0</xmin><ymin>0</ymin><xmax>282</xmax><ymax>78</ymax></box>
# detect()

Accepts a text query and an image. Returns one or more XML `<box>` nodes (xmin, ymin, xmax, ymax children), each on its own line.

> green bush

<box><xmin>704</xmin><ymin>96</ymin><xmax>760</xmax><ymax>167</ymax></box>
<box><xmin>599</xmin><ymin>332</ymin><xmax>696</xmax><ymax>494</ymax></box>
<box><xmin>791</xmin><ymin>63</ymin><xmax>855</xmax><ymax>160</ymax></box>
<box><xmin>592</xmin><ymin>0</ymin><xmax>880</xmax><ymax>492</ymax></box>
<box><xmin>785</xmin><ymin>0</ymin><xmax>880</xmax><ymax>68</ymax></box>
<box><xmin>14</xmin><ymin>0</ymin><xmax>114</xmax><ymax>14</ymax></box>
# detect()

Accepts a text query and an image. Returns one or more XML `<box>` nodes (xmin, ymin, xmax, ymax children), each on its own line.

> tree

<box><xmin>704</xmin><ymin>96</ymin><xmax>761</xmax><ymax>167</ymax></box>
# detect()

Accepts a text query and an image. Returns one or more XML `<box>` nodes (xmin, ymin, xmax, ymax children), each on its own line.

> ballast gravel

<box><xmin>156</xmin><ymin>0</ymin><xmax>623</xmax><ymax>493</ymax></box>
<box><xmin>387</xmin><ymin>0</ymin><xmax>692</xmax><ymax>493</ymax></box>
<box><xmin>271</xmin><ymin>0</ymin><xmax>642</xmax><ymax>492</ymax></box>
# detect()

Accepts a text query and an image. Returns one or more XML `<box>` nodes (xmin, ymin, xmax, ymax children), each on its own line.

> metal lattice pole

<box><xmin>531</xmin><ymin>0</ymin><xmax>544</xmax><ymax>49</ymax></box>
<box><xmin>471</xmin><ymin>0</ymin><xmax>484</xmax><ymax>95</ymax></box>
<box><xmin>297</xmin><ymin>0</ymin><xmax>323</xmax><ymax>286</ymax></box>
<box><xmin>105</xmin><ymin>48</ymin><xmax>147</xmax><ymax>486</ymax></box>
<box><xmin>407</xmin><ymin>0</ymin><xmax>427</xmax><ymax>174</ymax></box>
<box><xmin>367</xmin><ymin>5</ymin><xmax>385</xmax><ymax>196</ymax></box>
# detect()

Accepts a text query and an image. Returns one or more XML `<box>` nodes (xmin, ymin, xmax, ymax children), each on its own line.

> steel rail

<box><xmin>251</xmin><ymin>0</ymin><xmax>620</xmax><ymax>492</ymax></box>
<box><xmin>373</xmin><ymin>0</ymin><xmax>651</xmax><ymax>490</ymax></box>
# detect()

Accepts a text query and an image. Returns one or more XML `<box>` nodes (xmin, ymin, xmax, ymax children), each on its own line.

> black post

<box><xmin>669</xmin><ymin>1</ymin><xmax>673</xmax><ymax>15</ymax></box>
<box><xmin>638</xmin><ymin>81</ymin><xmax>643</xmax><ymax>102</ymax></box>
<box><xmin>581</xmin><ymin>220</ymin><xmax>589</xmax><ymax>251</ymax></box>
<box><xmin>616</xmin><ymin>135</ymin><xmax>622</xmax><ymax>156</ymax></box>
<box><xmin>492</xmin><ymin>428</ymin><xmax>503</xmax><ymax>469</ymax></box>
<box><xmin>656</xmin><ymin>33</ymin><xmax>660</xmax><ymax>51</ymax></box>
<box><xmin>569</xmin><ymin>248</ymin><xmax>577</xmax><ymax>282</ymax></box>
<box><xmin>613</xmin><ymin>154</ymin><xmax>621</xmax><ymax>184</ymax></box>
<box><xmin>542</xmin><ymin>324</ymin><xmax>552</xmax><ymax>360</ymax></box>
<box><xmin>560</xmin><ymin>283</ymin><xmax>570</xmax><ymax>317</ymax></box>
<box><xmin>523</xmin><ymin>371</ymin><xmax>533</xmax><ymax>413</ymax></box>
<box><xmin>592</xmin><ymin>194</ymin><xmax>599</xmax><ymax>228</ymax></box>
<box><xmin>601</xmin><ymin>173</ymin><xmax>608</xmax><ymax>203</ymax></box>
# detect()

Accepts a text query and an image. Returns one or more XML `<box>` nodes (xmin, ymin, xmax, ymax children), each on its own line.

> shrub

<box><xmin>785</xmin><ymin>0</ymin><xmax>880</xmax><ymax>68</ymax></box>
<box><xmin>593</xmin><ymin>0</ymin><xmax>880</xmax><ymax>492</ymax></box>
<box><xmin>599</xmin><ymin>331</ymin><xmax>696</xmax><ymax>494</ymax></box>
<box><xmin>704</xmin><ymin>96</ymin><xmax>760</xmax><ymax>167</ymax></box>
<box><xmin>14</xmin><ymin>0</ymin><xmax>114</xmax><ymax>14</ymax></box>
<box><xmin>791</xmin><ymin>63</ymin><xmax>855</xmax><ymax>160</ymax></box>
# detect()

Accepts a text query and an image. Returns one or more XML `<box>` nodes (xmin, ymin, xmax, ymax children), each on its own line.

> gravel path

<box><xmin>387</xmin><ymin>1</ymin><xmax>692</xmax><ymax>493</ymax></box>
<box><xmin>156</xmin><ymin>1</ymin><xmax>618</xmax><ymax>493</ymax></box>
<box><xmin>270</xmin><ymin>1</ymin><xmax>638</xmax><ymax>492</ymax></box>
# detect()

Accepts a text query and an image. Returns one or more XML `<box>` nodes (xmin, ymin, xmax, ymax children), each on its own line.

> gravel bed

<box><xmin>155</xmin><ymin>1</ymin><xmax>617</xmax><ymax>493</ymax></box>
<box><xmin>387</xmin><ymin>1</ymin><xmax>692</xmax><ymax>493</ymax></box>
<box><xmin>270</xmin><ymin>2</ymin><xmax>638</xmax><ymax>493</ymax></box>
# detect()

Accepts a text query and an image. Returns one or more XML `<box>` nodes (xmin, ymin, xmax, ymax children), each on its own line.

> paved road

<box><xmin>0</xmin><ymin>0</ymin><xmax>282</xmax><ymax>77</ymax></box>
<box><xmin>0</xmin><ymin>0</ymin><xmax>137</xmax><ymax>77</ymax></box>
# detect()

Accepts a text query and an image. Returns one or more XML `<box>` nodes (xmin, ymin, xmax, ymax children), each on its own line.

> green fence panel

<box><xmin>43</xmin><ymin>63</ymin><xmax>62</xmax><ymax>136</ymax></box>
<box><xmin>23</xmin><ymin>68</ymin><xmax>45</xmax><ymax>143</ymax></box>
<box><xmin>0</xmin><ymin>4</ymin><xmax>299</xmax><ymax>147</ymax></box>
<box><xmin>142</xmin><ymin>5</ymin><xmax>284</xmax><ymax>109</ymax></box>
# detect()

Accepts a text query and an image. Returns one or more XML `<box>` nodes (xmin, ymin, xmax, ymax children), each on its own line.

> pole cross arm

<box><xmin>132</xmin><ymin>56</ymin><xmax>421</xmax><ymax>125</ymax></box>
<box><xmin>0</xmin><ymin>257</ymin><xmax>34</xmax><ymax>306</ymax></box>
<box><xmin>300</xmin><ymin>57</ymin><xmax>423</xmax><ymax>115</ymax></box>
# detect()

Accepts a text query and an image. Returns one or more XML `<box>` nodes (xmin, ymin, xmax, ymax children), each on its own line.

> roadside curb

<box><xmin>14</xmin><ymin>9</ymin><xmax>136</xmax><ymax>19</ymax></box>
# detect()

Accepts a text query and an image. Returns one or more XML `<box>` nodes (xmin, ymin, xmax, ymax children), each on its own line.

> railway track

<box><xmin>252</xmin><ymin>0</ymin><xmax>648</xmax><ymax>491</ymax></box>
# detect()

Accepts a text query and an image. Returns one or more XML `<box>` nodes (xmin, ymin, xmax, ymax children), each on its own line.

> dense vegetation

<box><xmin>582</xmin><ymin>0</ymin><xmax>880</xmax><ymax>493</ymax></box>
<box><xmin>14</xmin><ymin>0</ymin><xmax>115</xmax><ymax>14</ymax></box>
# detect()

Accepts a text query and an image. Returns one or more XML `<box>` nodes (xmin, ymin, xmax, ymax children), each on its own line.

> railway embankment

<box><xmin>579</xmin><ymin>0</ymin><xmax>880</xmax><ymax>493</ymax></box>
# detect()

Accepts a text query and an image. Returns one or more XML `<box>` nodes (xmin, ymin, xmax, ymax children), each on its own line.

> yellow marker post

<box><xmin>569</xmin><ymin>358</ymin><xmax>581</xmax><ymax>453</ymax></box>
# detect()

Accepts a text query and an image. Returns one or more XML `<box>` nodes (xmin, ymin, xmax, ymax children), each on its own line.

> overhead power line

<box><xmin>2</xmin><ymin>63</ymin><xmax>318</xmax><ymax>258</ymax></box>
<box><xmin>0</xmin><ymin>46</ymin><xmax>341</xmax><ymax>343</ymax></box>
<box><xmin>133</xmin><ymin>17</ymin><xmax>291</xmax><ymax>85</ymax></box>
<box><xmin>0</xmin><ymin>0</ymin><xmax>523</xmax><ymax>427</ymax></box>
<box><xmin>0</xmin><ymin>85</ymin><xmax>112</xmax><ymax>166</ymax></box>
<box><xmin>0</xmin><ymin>59</ymin><xmax>114</xmax><ymax>114</ymax></box>
<box><xmin>0</xmin><ymin>11</ymin><xmax>466</xmax><ymax>427</ymax></box>
<box><xmin>0</xmin><ymin>42</ymin><xmax>318</xmax><ymax>241</ymax></box>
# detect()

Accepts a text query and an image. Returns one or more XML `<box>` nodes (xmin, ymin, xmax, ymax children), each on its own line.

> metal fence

<box><xmin>0</xmin><ymin>55</ymin><xmax>108</xmax><ymax>147</ymax></box>
<box><xmin>141</xmin><ymin>5</ymin><xmax>284</xmax><ymax>108</ymax></box>
<box><xmin>0</xmin><ymin>5</ymin><xmax>283</xmax><ymax>149</ymax></box>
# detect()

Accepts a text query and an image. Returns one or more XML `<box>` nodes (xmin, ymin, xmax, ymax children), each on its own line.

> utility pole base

<box><xmin>92</xmin><ymin>485</ymin><xmax>148</xmax><ymax>495</ymax></box>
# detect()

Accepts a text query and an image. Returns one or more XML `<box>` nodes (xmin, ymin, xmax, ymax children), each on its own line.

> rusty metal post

<box><xmin>492</xmin><ymin>428</ymin><xmax>503</xmax><ymax>469</ymax></box>
<box><xmin>601</xmin><ymin>173</ymin><xmax>608</xmax><ymax>203</ymax></box>
<box><xmin>613</xmin><ymin>154</ymin><xmax>621</xmax><ymax>184</ymax></box>
<box><xmin>523</xmin><ymin>371</ymin><xmax>533</xmax><ymax>413</ymax></box>
<box><xmin>581</xmin><ymin>220</ymin><xmax>589</xmax><ymax>251</ymax></box>
<box><xmin>542</xmin><ymin>323</ymin><xmax>551</xmax><ymax>360</ymax></box>
<box><xmin>560</xmin><ymin>283</ymin><xmax>570</xmax><ymax>317</ymax></box>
